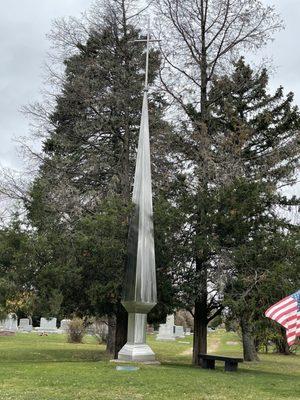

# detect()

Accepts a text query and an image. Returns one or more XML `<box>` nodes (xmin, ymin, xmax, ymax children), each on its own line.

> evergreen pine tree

<box><xmin>26</xmin><ymin>0</ymin><xmax>173</xmax><ymax>357</ymax></box>
<box><xmin>209</xmin><ymin>59</ymin><xmax>300</xmax><ymax>360</ymax></box>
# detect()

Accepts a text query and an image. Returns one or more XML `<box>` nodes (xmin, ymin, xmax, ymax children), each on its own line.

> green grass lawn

<box><xmin>0</xmin><ymin>330</ymin><xmax>299</xmax><ymax>400</ymax></box>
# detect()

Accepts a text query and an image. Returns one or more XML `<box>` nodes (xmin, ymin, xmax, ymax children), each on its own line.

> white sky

<box><xmin>0</xmin><ymin>0</ymin><xmax>299</xmax><ymax>195</ymax></box>
<box><xmin>0</xmin><ymin>0</ymin><xmax>93</xmax><ymax>170</ymax></box>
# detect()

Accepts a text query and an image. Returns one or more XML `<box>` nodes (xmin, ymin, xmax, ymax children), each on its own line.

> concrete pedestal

<box><xmin>118</xmin><ymin>313</ymin><xmax>156</xmax><ymax>362</ymax></box>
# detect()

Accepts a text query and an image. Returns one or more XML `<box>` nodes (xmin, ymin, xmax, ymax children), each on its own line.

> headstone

<box><xmin>96</xmin><ymin>321</ymin><xmax>108</xmax><ymax>336</ymax></box>
<box><xmin>156</xmin><ymin>314</ymin><xmax>176</xmax><ymax>341</ymax></box>
<box><xmin>166</xmin><ymin>314</ymin><xmax>175</xmax><ymax>326</ymax></box>
<box><xmin>87</xmin><ymin>320</ymin><xmax>109</xmax><ymax>342</ymax></box>
<box><xmin>174</xmin><ymin>325</ymin><xmax>185</xmax><ymax>338</ymax></box>
<box><xmin>185</xmin><ymin>327</ymin><xmax>191</xmax><ymax>336</ymax></box>
<box><xmin>18</xmin><ymin>318</ymin><xmax>33</xmax><ymax>332</ymax></box>
<box><xmin>35</xmin><ymin>317</ymin><xmax>58</xmax><ymax>333</ymax></box>
<box><xmin>0</xmin><ymin>314</ymin><xmax>18</xmax><ymax>332</ymax></box>
<box><xmin>59</xmin><ymin>319</ymin><xmax>71</xmax><ymax>333</ymax></box>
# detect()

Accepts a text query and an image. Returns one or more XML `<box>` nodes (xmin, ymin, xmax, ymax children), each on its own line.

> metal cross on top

<box><xmin>132</xmin><ymin>18</ymin><xmax>161</xmax><ymax>90</ymax></box>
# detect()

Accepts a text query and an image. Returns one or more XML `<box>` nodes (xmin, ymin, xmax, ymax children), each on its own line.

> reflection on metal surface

<box><xmin>122</xmin><ymin>91</ymin><xmax>157</xmax><ymax>312</ymax></box>
<box><xmin>118</xmin><ymin>90</ymin><xmax>157</xmax><ymax>362</ymax></box>
<box><xmin>117</xmin><ymin>20</ymin><xmax>157</xmax><ymax>363</ymax></box>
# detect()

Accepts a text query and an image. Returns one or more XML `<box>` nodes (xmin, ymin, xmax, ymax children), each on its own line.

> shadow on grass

<box><xmin>159</xmin><ymin>359</ymin><xmax>299</xmax><ymax>379</ymax></box>
<box><xmin>159</xmin><ymin>359</ymin><xmax>300</xmax><ymax>400</ymax></box>
<box><xmin>0</xmin><ymin>348</ymin><xmax>109</xmax><ymax>364</ymax></box>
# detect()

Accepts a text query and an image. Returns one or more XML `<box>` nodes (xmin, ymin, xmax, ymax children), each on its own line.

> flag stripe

<box><xmin>265</xmin><ymin>291</ymin><xmax>300</xmax><ymax>347</ymax></box>
<box><xmin>267</xmin><ymin>299</ymin><xmax>295</xmax><ymax>319</ymax></box>
<box><xmin>276</xmin><ymin>306</ymin><xmax>298</xmax><ymax>325</ymax></box>
<box><xmin>265</xmin><ymin>297</ymin><xmax>293</xmax><ymax>317</ymax></box>
<box><xmin>271</xmin><ymin>302</ymin><xmax>297</xmax><ymax>320</ymax></box>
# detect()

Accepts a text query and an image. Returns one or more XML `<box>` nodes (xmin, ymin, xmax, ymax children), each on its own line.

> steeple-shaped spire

<box><xmin>122</xmin><ymin>84</ymin><xmax>157</xmax><ymax>313</ymax></box>
<box><xmin>117</xmin><ymin>19</ymin><xmax>160</xmax><ymax>363</ymax></box>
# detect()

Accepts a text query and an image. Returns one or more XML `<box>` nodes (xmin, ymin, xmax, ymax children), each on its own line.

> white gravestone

<box><xmin>166</xmin><ymin>314</ymin><xmax>175</xmax><ymax>326</ymax></box>
<box><xmin>156</xmin><ymin>314</ymin><xmax>176</xmax><ymax>341</ymax></box>
<box><xmin>36</xmin><ymin>317</ymin><xmax>58</xmax><ymax>333</ymax></box>
<box><xmin>18</xmin><ymin>318</ymin><xmax>33</xmax><ymax>332</ymax></box>
<box><xmin>174</xmin><ymin>325</ymin><xmax>185</xmax><ymax>338</ymax></box>
<box><xmin>185</xmin><ymin>327</ymin><xmax>191</xmax><ymax>336</ymax></box>
<box><xmin>0</xmin><ymin>314</ymin><xmax>18</xmax><ymax>332</ymax></box>
<box><xmin>58</xmin><ymin>319</ymin><xmax>71</xmax><ymax>333</ymax></box>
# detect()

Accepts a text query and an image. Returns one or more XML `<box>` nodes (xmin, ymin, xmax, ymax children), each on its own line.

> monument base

<box><xmin>117</xmin><ymin>343</ymin><xmax>156</xmax><ymax>362</ymax></box>
<box><xmin>116</xmin><ymin>312</ymin><xmax>158</xmax><ymax>363</ymax></box>
<box><xmin>110</xmin><ymin>358</ymin><xmax>160</xmax><ymax>365</ymax></box>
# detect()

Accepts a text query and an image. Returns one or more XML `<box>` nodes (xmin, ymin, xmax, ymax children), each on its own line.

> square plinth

<box><xmin>117</xmin><ymin>343</ymin><xmax>156</xmax><ymax>362</ymax></box>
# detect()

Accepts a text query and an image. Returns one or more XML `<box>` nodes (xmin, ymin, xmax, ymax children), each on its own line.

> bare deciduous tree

<box><xmin>153</xmin><ymin>0</ymin><xmax>282</xmax><ymax>363</ymax></box>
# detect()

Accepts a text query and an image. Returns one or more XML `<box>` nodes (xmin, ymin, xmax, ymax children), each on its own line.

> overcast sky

<box><xmin>0</xmin><ymin>0</ymin><xmax>299</xmax><ymax>195</ymax></box>
<box><xmin>0</xmin><ymin>0</ymin><xmax>93</xmax><ymax>170</ymax></box>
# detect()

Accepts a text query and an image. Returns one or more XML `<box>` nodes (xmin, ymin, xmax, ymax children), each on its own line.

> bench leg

<box><xmin>225</xmin><ymin>361</ymin><xmax>238</xmax><ymax>372</ymax></box>
<box><xmin>202</xmin><ymin>359</ymin><xmax>215</xmax><ymax>369</ymax></box>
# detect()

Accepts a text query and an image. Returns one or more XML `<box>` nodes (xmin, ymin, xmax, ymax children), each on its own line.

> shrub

<box><xmin>67</xmin><ymin>318</ymin><xmax>85</xmax><ymax>343</ymax></box>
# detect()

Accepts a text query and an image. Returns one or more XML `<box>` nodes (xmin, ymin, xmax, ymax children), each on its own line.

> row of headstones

<box><xmin>1</xmin><ymin>313</ymin><xmax>189</xmax><ymax>340</ymax></box>
<box><xmin>156</xmin><ymin>314</ymin><xmax>191</xmax><ymax>341</ymax></box>
<box><xmin>0</xmin><ymin>314</ymin><xmax>71</xmax><ymax>333</ymax></box>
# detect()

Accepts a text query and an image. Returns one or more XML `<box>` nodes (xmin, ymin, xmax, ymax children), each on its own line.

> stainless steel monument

<box><xmin>117</xmin><ymin>22</ymin><xmax>159</xmax><ymax>362</ymax></box>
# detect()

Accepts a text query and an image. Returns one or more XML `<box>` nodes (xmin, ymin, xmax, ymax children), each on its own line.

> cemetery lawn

<box><xmin>0</xmin><ymin>331</ymin><xmax>299</xmax><ymax>400</ymax></box>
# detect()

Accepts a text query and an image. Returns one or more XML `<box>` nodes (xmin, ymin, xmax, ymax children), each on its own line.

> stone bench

<box><xmin>198</xmin><ymin>353</ymin><xmax>243</xmax><ymax>372</ymax></box>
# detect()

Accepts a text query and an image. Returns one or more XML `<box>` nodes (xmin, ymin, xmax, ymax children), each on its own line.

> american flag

<box><xmin>265</xmin><ymin>290</ymin><xmax>300</xmax><ymax>346</ymax></box>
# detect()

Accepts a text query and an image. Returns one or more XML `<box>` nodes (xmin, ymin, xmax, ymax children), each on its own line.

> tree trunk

<box><xmin>193</xmin><ymin>299</ymin><xmax>208</xmax><ymax>365</ymax></box>
<box><xmin>109</xmin><ymin>8</ymin><xmax>130</xmax><ymax>361</ymax></box>
<box><xmin>106</xmin><ymin>304</ymin><xmax>128</xmax><ymax>358</ymax></box>
<box><xmin>106</xmin><ymin>315</ymin><xmax>116</xmax><ymax>355</ymax></box>
<box><xmin>240</xmin><ymin>316</ymin><xmax>259</xmax><ymax>361</ymax></box>
<box><xmin>113</xmin><ymin>303</ymin><xmax>128</xmax><ymax>359</ymax></box>
<box><xmin>193</xmin><ymin>254</ymin><xmax>208</xmax><ymax>365</ymax></box>
<box><xmin>192</xmin><ymin>2</ymin><xmax>210</xmax><ymax>368</ymax></box>
<box><xmin>254</xmin><ymin>337</ymin><xmax>260</xmax><ymax>352</ymax></box>
<box><xmin>275</xmin><ymin>339</ymin><xmax>291</xmax><ymax>355</ymax></box>
<box><xmin>274</xmin><ymin>328</ymin><xmax>291</xmax><ymax>355</ymax></box>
